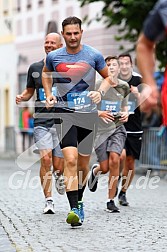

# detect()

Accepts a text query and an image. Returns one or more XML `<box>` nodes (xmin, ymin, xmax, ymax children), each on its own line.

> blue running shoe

<box><xmin>78</xmin><ymin>201</ymin><xmax>84</xmax><ymax>223</ymax></box>
<box><xmin>66</xmin><ymin>208</ymin><xmax>82</xmax><ymax>225</ymax></box>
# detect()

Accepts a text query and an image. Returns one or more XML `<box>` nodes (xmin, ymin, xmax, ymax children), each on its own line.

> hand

<box><xmin>139</xmin><ymin>84</ymin><xmax>159</xmax><ymax>112</ymax></box>
<box><xmin>87</xmin><ymin>91</ymin><xmax>101</xmax><ymax>104</ymax></box>
<box><xmin>98</xmin><ymin>111</ymin><xmax>114</xmax><ymax>124</ymax></box>
<box><xmin>16</xmin><ymin>94</ymin><xmax>23</xmax><ymax>104</ymax></box>
<box><xmin>46</xmin><ymin>95</ymin><xmax>57</xmax><ymax>108</ymax></box>
<box><xmin>118</xmin><ymin>112</ymin><xmax>129</xmax><ymax>123</ymax></box>
<box><xmin>130</xmin><ymin>85</ymin><xmax>140</xmax><ymax>98</ymax></box>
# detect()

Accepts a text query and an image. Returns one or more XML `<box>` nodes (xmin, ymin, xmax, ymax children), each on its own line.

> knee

<box><xmin>120</xmin><ymin>149</ymin><xmax>126</xmax><ymax>162</ymax></box>
<box><xmin>109</xmin><ymin>154</ymin><xmax>119</xmax><ymax>169</ymax></box>
<box><xmin>66</xmin><ymin>156</ymin><xmax>77</xmax><ymax>170</ymax></box>
<box><xmin>111</xmin><ymin>158</ymin><xmax>119</xmax><ymax>168</ymax></box>
<box><xmin>101</xmin><ymin>166</ymin><xmax>109</xmax><ymax>174</ymax></box>
<box><xmin>126</xmin><ymin>157</ymin><xmax>135</xmax><ymax>170</ymax></box>
<box><xmin>42</xmin><ymin>155</ymin><xmax>52</xmax><ymax>168</ymax></box>
<box><xmin>53</xmin><ymin>158</ymin><xmax>64</xmax><ymax>173</ymax></box>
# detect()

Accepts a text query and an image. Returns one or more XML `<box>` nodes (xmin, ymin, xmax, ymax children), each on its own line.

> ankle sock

<box><xmin>45</xmin><ymin>197</ymin><xmax>53</xmax><ymax>202</ymax></box>
<box><xmin>107</xmin><ymin>199</ymin><xmax>114</xmax><ymax>203</ymax></box>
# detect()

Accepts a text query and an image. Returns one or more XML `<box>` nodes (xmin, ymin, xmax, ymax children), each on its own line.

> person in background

<box><xmin>19</xmin><ymin>106</ymin><xmax>31</xmax><ymax>152</ymax></box>
<box><xmin>16</xmin><ymin>33</ymin><xmax>65</xmax><ymax>214</ymax></box>
<box><xmin>28</xmin><ymin>112</ymin><xmax>34</xmax><ymax>154</ymax></box>
<box><xmin>117</xmin><ymin>53</ymin><xmax>143</xmax><ymax>206</ymax></box>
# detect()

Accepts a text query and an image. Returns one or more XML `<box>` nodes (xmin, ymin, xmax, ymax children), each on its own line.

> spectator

<box><xmin>19</xmin><ymin>106</ymin><xmax>31</xmax><ymax>152</ymax></box>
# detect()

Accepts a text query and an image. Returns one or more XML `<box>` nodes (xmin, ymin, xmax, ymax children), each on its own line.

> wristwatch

<box><xmin>97</xmin><ymin>89</ymin><xmax>105</xmax><ymax>97</ymax></box>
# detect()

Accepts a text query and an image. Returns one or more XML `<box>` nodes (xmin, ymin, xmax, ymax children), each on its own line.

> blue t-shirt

<box><xmin>143</xmin><ymin>0</ymin><xmax>167</xmax><ymax>42</ymax></box>
<box><xmin>46</xmin><ymin>44</ymin><xmax>106</xmax><ymax>112</ymax></box>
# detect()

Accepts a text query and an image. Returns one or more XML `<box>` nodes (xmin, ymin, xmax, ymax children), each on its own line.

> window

<box><xmin>38</xmin><ymin>0</ymin><xmax>43</xmax><ymax>7</ymax></box>
<box><xmin>18</xmin><ymin>74</ymin><xmax>27</xmax><ymax>93</ymax></box>
<box><xmin>18</xmin><ymin>55</ymin><xmax>28</xmax><ymax>67</ymax></box>
<box><xmin>38</xmin><ymin>14</ymin><xmax>44</xmax><ymax>32</ymax></box>
<box><xmin>16</xmin><ymin>20</ymin><xmax>22</xmax><ymax>36</ymax></box>
<box><xmin>17</xmin><ymin>0</ymin><xmax>21</xmax><ymax>12</ymax></box>
<box><xmin>4</xmin><ymin>88</ymin><xmax>9</xmax><ymax>126</ymax></box>
<box><xmin>52</xmin><ymin>0</ymin><xmax>58</xmax><ymax>4</ymax></box>
<box><xmin>46</xmin><ymin>21</ymin><xmax>58</xmax><ymax>34</ymax></box>
<box><xmin>27</xmin><ymin>18</ymin><xmax>32</xmax><ymax>34</ymax></box>
<box><xmin>27</xmin><ymin>0</ymin><xmax>32</xmax><ymax>10</ymax></box>
<box><xmin>3</xmin><ymin>0</ymin><xmax>9</xmax><ymax>15</ymax></box>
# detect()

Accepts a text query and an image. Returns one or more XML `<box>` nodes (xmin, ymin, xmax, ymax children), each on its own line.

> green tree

<box><xmin>78</xmin><ymin>0</ymin><xmax>166</xmax><ymax>69</ymax></box>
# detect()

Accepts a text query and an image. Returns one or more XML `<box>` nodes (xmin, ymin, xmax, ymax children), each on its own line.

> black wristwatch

<box><xmin>97</xmin><ymin>90</ymin><xmax>105</xmax><ymax>97</ymax></box>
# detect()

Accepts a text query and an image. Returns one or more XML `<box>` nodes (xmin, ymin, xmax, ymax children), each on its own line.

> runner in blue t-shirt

<box><xmin>42</xmin><ymin>16</ymin><xmax>114</xmax><ymax>226</ymax></box>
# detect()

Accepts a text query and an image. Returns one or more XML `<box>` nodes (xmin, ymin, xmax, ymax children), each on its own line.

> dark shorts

<box><xmin>55</xmin><ymin>111</ymin><xmax>98</xmax><ymax>155</ymax></box>
<box><xmin>125</xmin><ymin>133</ymin><xmax>143</xmax><ymax>159</ymax></box>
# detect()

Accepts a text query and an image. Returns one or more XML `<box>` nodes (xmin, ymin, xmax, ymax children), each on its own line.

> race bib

<box><xmin>128</xmin><ymin>101</ymin><xmax>135</xmax><ymax>114</ymax></box>
<box><xmin>100</xmin><ymin>100</ymin><xmax>120</xmax><ymax>113</ymax></box>
<box><xmin>39</xmin><ymin>87</ymin><xmax>57</xmax><ymax>101</ymax></box>
<box><xmin>67</xmin><ymin>91</ymin><xmax>92</xmax><ymax>111</ymax></box>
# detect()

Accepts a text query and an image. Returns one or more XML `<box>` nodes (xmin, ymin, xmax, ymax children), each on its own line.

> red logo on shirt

<box><xmin>56</xmin><ymin>62</ymin><xmax>91</xmax><ymax>82</ymax></box>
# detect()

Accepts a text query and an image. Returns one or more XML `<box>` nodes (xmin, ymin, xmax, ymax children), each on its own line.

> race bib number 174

<box><xmin>67</xmin><ymin>91</ymin><xmax>92</xmax><ymax>110</ymax></box>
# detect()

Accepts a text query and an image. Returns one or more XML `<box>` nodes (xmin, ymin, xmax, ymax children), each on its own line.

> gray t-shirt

<box><xmin>96</xmin><ymin>78</ymin><xmax>129</xmax><ymax>134</ymax></box>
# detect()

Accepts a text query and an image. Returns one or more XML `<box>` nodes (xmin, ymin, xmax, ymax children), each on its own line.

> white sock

<box><xmin>46</xmin><ymin>197</ymin><xmax>53</xmax><ymax>202</ymax></box>
<box><xmin>107</xmin><ymin>199</ymin><xmax>114</xmax><ymax>203</ymax></box>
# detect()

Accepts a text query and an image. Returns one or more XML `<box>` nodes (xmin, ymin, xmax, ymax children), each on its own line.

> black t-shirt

<box><xmin>123</xmin><ymin>75</ymin><xmax>143</xmax><ymax>133</ymax></box>
<box><xmin>143</xmin><ymin>0</ymin><xmax>167</xmax><ymax>42</ymax></box>
<box><xmin>26</xmin><ymin>59</ymin><xmax>58</xmax><ymax>127</ymax></box>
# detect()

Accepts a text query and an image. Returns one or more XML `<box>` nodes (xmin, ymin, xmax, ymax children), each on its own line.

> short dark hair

<box><xmin>105</xmin><ymin>56</ymin><xmax>118</xmax><ymax>63</ymax></box>
<box><xmin>118</xmin><ymin>53</ymin><xmax>132</xmax><ymax>64</ymax></box>
<box><xmin>62</xmin><ymin>16</ymin><xmax>82</xmax><ymax>31</ymax></box>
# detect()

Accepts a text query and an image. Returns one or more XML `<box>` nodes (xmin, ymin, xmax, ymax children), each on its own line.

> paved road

<box><xmin>0</xmin><ymin>155</ymin><xmax>167</xmax><ymax>252</ymax></box>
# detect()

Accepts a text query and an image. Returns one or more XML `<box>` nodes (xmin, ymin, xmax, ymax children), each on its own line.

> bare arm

<box><xmin>16</xmin><ymin>88</ymin><xmax>34</xmax><ymax>104</ymax></box>
<box><xmin>42</xmin><ymin>65</ymin><xmax>56</xmax><ymax>106</ymax></box>
<box><xmin>88</xmin><ymin>66</ymin><xmax>115</xmax><ymax>103</ymax></box>
<box><xmin>136</xmin><ymin>33</ymin><xmax>156</xmax><ymax>87</ymax></box>
<box><xmin>98</xmin><ymin>66</ymin><xmax>113</xmax><ymax>93</ymax></box>
<box><xmin>136</xmin><ymin>33</ymin><xmax>159</xmax><ymax>111</ymax></box>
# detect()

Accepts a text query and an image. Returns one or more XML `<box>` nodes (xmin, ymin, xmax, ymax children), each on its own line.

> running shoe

<box><xmin>78</xmin><ymin>201</ymin><xmax>84</xmax><ymax>223</ymax></box>
<box><xmin>53</xmin><ymin>173</ymin><xmax>65</xmax><ymax>195</ymax></box>
<box><xmin>43</xmin><ymin>200</ymin><xmax>55</xmax><ymax>214</ymax></box>
<box><xmin>118</xmin><ymin>193</ymin><xmax>129</xmax><ymax>206</ymax></box>
<box><xmin>66</xmin><ymin>208</ymin><xmax>82</xmax><ymax>226</ymax></box>
<box><xmin>106</xmin><ymin>200</ymin><xmax>120</xmax><ymax>213</ymax></box>
<box><xmin>88</xmin><ymin>164</ymin><xmax>99</xmax><ymax>192</ymax></box>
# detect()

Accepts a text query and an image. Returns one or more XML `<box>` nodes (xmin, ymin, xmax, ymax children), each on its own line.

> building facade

<box><xmin>0</xmin><ymin>0</ymin><xmax>17</xmax><ymax>152</ymax></box>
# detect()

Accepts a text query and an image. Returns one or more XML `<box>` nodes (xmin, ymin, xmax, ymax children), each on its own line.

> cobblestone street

<box><xmin>0</xmin><ymin>155</ymin><xmax>167</xmax><ymax>252</ymax></box>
